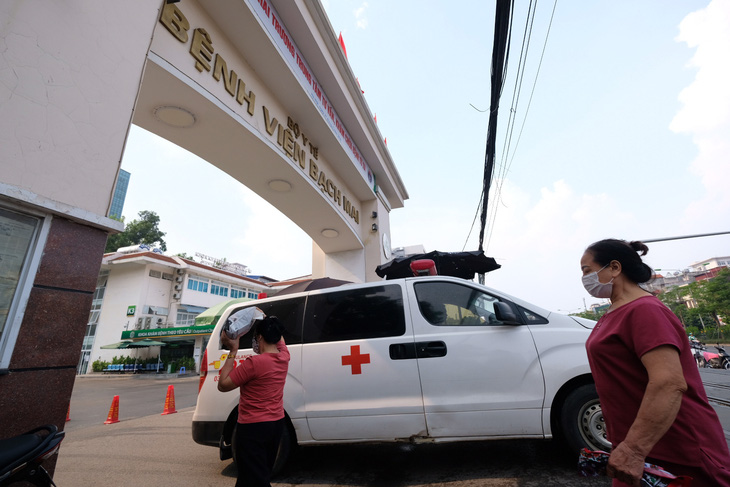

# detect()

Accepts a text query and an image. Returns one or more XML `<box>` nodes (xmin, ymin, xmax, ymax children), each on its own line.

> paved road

<box><xmin>65</xmin><ymin>374</ymin><xmax>200</xmax><ymax>431</ymax></box>
<box><xmin>53</xmin><ymin>369</ymin><xmax>730</xmax><ymax>487</ymax></box>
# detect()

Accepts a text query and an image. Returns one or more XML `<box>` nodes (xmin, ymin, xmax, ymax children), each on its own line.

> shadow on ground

<box><xmin>228</xmin><ymin>438</ymin><xmax>611</xmax><ymax>486</ymax></box>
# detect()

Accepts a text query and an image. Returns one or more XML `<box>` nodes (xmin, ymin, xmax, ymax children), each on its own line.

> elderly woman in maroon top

<box><xmin>218</xmin><ymin>316</ymin><xmax>289</xmax><ymax>487</ymax></box>
<box><xmin>581</xmin><ymin>239</ymin><xmax>730</xmax><ymax>487</ymax></box>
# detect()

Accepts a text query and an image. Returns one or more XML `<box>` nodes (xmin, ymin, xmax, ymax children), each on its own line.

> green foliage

<box><xmin>174</xmin><ymin>252</ymin><xmax>196</xmax><ymax>261</ymax></box>
<box><xmin>658</xmin><ymin>269</ymin><xmax>730</xmax><ymax>337</ymax></box>
<box><xmin>170</xmin><ymin>356</ymin><xmax>196</xmax><ymax>373</ymax></box>
<box><xmin>92</xmin><ymin>360</ymin><xmax>109</xmax><ymax>372</ymax></box>
<box><xmin>105</xmin><ymin>210</ymin><xmax>167</xmax><ymax>253</ymax></box>
<box><xmin>695</xmin><ymin>269</ymin><xmax>730</xmax><ymax>327</ymax></box>
<box><xmin>569</xmin><ymin>309</ymin><xmax>606</xmax><ymax>321</ymax></box>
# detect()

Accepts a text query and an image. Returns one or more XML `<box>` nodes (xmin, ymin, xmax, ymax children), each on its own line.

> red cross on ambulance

<box><xmin>341</xmin><ymin>345</ymin><xmax>370</xmax><ymax>374</ymax></box>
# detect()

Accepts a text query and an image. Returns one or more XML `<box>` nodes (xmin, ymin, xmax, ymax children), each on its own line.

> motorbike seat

<box><xmin>0</xmin><ymin>434</ymin><xmax>44</xmax><ymax>474</ymax></box>
<box><xmin>0</xmin><ymin>425</ymin><xmax>60</xmax><ymax>476</ymax></box>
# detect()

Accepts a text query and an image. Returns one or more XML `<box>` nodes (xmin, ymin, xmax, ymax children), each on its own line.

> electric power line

<box><xmin>484</xmin><ymin>0</ymin><xmax>558</xmax><ymax>253</ymax></box>
<box><xmin>469</xmin><ymin>0</ymin><xmax>558</xmax><ymax>258</ymax></box>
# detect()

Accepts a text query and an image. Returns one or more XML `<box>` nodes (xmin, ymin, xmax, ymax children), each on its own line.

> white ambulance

<box><xmin>192</xmin><ymin>275</ymin><xmax>607</xmax><ymax>473</ymax></box>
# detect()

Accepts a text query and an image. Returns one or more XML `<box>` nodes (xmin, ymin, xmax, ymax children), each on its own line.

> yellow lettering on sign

<box><xmin>294</xmin><ymin>143</ymin><xmax>306</xmax><ymax>169</ymax></box>
<box><xmin>190</xmin><ymin>28</ymin><xmax>214</xmax><ymax>72</ymax></box>
<box><xmin>317</xmin><ymin>171</ymin><xmax>327</xmax><ymax>193</ymax></box>
<box><xmin>281</xmin><ymin>127</ymin><xmax>295</xmax><ymax>158</ymax></box>
<box><xmin>160</xmin><ymin>2</ymin><xmax>364</xmax><ymax>227</ymax></box>
<box><xmin>212</xmin><ymin>54</ymin><xmax>237</xmax><ymax>96</ymax></box>
<box><xmin>287</xmin><ymin>117</ymin><xmax>301</xmax><ymax>138</ymax></box>
<box><xmin>262</xmin><ymin>106</ymin><xmax>278</xmax><ymax>136</ymax></box>
<box><xmin>159</xmin><ymin>3</ymin><xmax>189</xmax><ymax>43</ymax></box>
<box><xmin>236</xmin><ymin>80</ymin><xmax>256</xmax><ymax>116</ymax></box>
<box><xmin>309</xmin><ymin>160</ymin><xmax>318</xmax><ymax>181</ymax></box>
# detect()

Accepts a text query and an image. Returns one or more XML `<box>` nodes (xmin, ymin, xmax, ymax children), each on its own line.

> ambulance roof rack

<box><xmin>375</xmin><ymin>250</ymin><xmax>501</xmax><ymax>280</ymax></box>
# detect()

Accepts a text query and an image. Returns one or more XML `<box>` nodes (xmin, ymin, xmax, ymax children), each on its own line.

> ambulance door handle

<box><xmin>389</xmin><ymin>343</ymin><xmax>417</xmax><ymax>360</ymax></box>
<box><xmin>416</xmin><ymin>341</ymin><xmax>447</xmax><ymax>358</ymax></box>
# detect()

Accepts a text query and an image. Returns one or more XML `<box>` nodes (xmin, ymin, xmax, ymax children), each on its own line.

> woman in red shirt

<box><xmin>581</xmin><ymin>239</ymin><xmax>730</xmax><ymax>487</ymax></box>
<box><xmin>218</xmin><ymin>316</ymin><xmax>290</xmax><ymax>487</ymax></box>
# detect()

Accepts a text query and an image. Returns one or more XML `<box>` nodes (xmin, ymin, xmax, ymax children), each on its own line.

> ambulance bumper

<box><xmin>192</xmin><ymin>420</ymin><xmax>224</xmax><ymax>447</ymax></box>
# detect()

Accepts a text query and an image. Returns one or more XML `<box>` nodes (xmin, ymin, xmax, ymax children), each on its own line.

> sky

<box><xmin>119</xmin><ymin>0</ymin><xmax>730</xmax><ymax>314</ymax></box>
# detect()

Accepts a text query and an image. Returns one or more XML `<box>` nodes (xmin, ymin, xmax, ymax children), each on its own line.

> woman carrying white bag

<box><xmin>216</xmin><ymin>308</ymin><xmax>290</xmax><ymax>487</ymax></box>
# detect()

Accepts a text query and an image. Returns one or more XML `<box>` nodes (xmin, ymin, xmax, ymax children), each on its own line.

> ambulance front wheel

<box><xmin>231</xmin><ymin>417</ymin><xmax>294</xmax><ymax>478</ymax></box>
<box><xmin>559</xmin><ymin>383</ymin><xmax>610</xmax><ymax>455</ymax></box>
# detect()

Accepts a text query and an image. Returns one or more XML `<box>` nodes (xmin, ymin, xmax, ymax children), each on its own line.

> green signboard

<box><xmin>121</xmin><ymin>324</ymin><xmax>215</xmax><ymax>340</ymax></box>
<box><xmin>126</xmin><ymin>305</ymin><xmax>136</xmax><ymax>316</ymax></box>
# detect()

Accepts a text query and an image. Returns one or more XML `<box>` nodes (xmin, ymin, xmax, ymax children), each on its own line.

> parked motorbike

<box><xmin>701</xmin><ymin>344</ymin><xmax>730</xmax><ymax>370</ymax></box>
<box><xmin>690</xmin><ymin>339</ymin><xmax>707</xmax><ymax>368</ymax></box>
<box><xmin>0</xmin><ymin>425</ymin><xmax>65</xmax><ymax>486</ymax></box>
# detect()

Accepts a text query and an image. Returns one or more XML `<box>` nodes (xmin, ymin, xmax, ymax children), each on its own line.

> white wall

<box><xmin>92</xmin><ymin>265</ymin><xmax>147</xmax><ymax>364</ymax></box>
<box><xmin>0</xmin><ymin>0</ymin><xmax>163</xmax><ymax>221</ymax></box>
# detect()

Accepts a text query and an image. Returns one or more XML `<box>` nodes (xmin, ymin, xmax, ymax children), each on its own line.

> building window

<box><xmin>0</xmin><ymin>206</ymin><xmax>48</xmax><ymax>370</ymax></box>
<box><xmin>176</xmin><ymin>311</ymin><xmax>197</xmax><ymax>326</ymax></box>
<box><xmin>231</xmin><ymin>287</ymin><xmax>246</xmax><ymax>299</ymax></box>
<box><xmin>247</xmin><ymin>291</ymin><xmax>258</xmax><ymax>299</ymax></box>
<box><xmin>77</xmin><ymin>271</ymin><xmax>108</xmax><ymax>374</ymax></box>
<box><xmin>187</xmin><ymin>276</ymin><xmax>209</xmax><ymax>293</ymax></box>
<box><xmin>149</xmin><ymin>270</ymin><xmax>162</xmax><ymax>278</ymax></box>
<box><xmin>161</xmin><ymin>272</ymin><xmax>173</xmax><ymax>281</ymax></box>
<box><xmin>211</xmin><ymin>280</ymin><xmax>229</xmax><ymax>297</ymax></box>
<box><xmin>109</xmin><ymin>169</ymin><xmax>130</xmax><ymax>220</ymax></box>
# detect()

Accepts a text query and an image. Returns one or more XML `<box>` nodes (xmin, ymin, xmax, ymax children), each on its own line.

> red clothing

<box><xmin>586</xmin><ymin>296</ymin><xmax>730</xmax><ymax>484</ymax></box>
<box><xmin>230</xmin><ymin>339</ymin><xmax>290</xmax><ymax>424</ymax></box>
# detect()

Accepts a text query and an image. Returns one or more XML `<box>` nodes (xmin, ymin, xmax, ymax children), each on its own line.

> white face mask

<box><xmin>252</xmin><ymin>336</ymin><xmax>260</xmax><ymax>354</ymax></box>
<box><xmin>582</xmin><ymin>263</ymin><xmax>614</xmax><ymax>298</ymax></box>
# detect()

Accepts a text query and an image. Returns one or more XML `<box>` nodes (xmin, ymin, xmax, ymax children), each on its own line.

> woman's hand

<box><xmin>220</xmin><ymin>332</ymin><xmax>240</xmax><ymax>354</ymax></box>
<box><xmin>606</xmin><ymin>442</ymin><xmax>644</xmax><ymax>486</ymax></box>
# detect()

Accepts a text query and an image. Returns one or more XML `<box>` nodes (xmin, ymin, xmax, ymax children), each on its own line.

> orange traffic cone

<box><xmin>161</xmin><ymin>385</ymin><xmax>177</xmax><ymax>415</ymax></box>
<box><xmin>104</xmin><ymin>395</ymin><xmax>120</xmax><ymax>424</ymax></box>
<box><xmin>66</xmin><ymin>405</ymin><xmax>70</xmax><ymax>422</ymax></box>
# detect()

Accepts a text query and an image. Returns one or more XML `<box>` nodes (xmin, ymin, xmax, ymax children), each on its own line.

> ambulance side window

<box><xmin>414</xmin><ymin>282</ymin><xmax>502</xmax><ymax>326</ymax></box>
<box><xmin>218</xmin><ymin>297</ymin><xmax>305</xmax><ymax>350</ymax></box>
<box><xmin>303</xmin><ymin>285</ymin><xmax>405</xmax><ymax>343</ymax></box>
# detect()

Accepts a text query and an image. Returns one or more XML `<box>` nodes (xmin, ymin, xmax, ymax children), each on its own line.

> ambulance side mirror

<box><xmin>494</xmin><ymin>302</ymin><xmax>521</xmax><ymax>325</ymax></box>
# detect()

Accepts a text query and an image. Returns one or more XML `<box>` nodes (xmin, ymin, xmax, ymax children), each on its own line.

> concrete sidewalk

<box><xmin>54</xmin><ymin>407</ymin><xmax>235</xmax><ymax>487</ymax></box>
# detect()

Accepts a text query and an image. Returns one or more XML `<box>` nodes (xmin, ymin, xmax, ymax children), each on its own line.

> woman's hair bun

<box><xmin>628</xmin><ymin>241</ymin><xmax>649</xmax><ymax>256</ymax></box>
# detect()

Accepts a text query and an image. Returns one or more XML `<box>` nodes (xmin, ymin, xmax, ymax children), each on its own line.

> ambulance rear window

<box><xmin>303</xmin><ymin>285</ymin><xmax>405</xmax><ymax>343</ymax></box>
<box><xmin>218</xmin><ymin>297</ymin><xmax>305</xmax><ymax>349</ymax></box>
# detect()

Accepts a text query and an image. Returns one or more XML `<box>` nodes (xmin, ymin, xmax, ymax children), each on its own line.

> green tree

<box><xmin>570</xmin><ymin>309</ymin><xmax>606</xmax><ymax>321</ymax></box>
<box><xmin>658</xmin><ymin>275</ymin><xmax>730</xmax><ymax>333</ymax></box>
<box><xmin>105</xmin><ymin>210</ymin><xmax>167</xmax><ymax>253</ymax></box>
<box><xmin>659</xmin><ymin>285</ymin><xmax>694</xmax><ymax>326</ymax></box>
<box><xmin>695</xmin><ymin>269</ymin><xmax>730</xmax><ymax>328</ymax></box>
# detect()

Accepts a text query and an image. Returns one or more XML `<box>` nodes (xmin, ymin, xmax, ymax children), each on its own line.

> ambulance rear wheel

<box><xmin>231</xmin><ymin>419</ymin><xmax>293</xmax><ymax>478</ymax></box>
